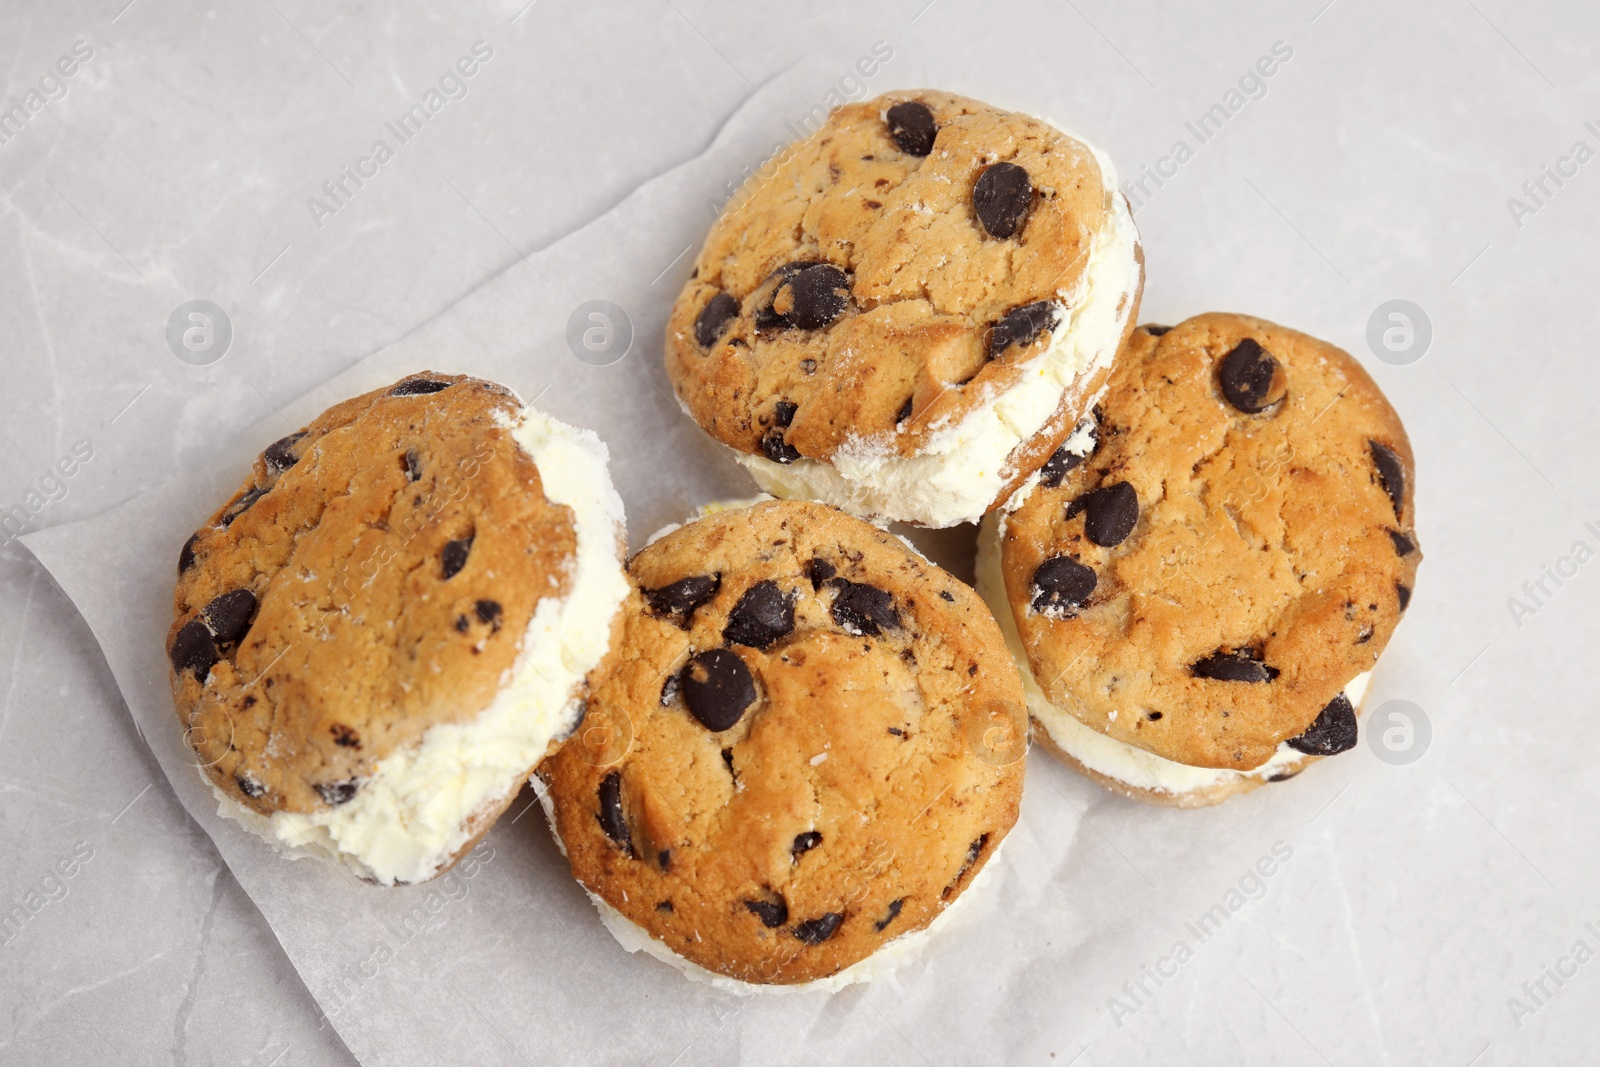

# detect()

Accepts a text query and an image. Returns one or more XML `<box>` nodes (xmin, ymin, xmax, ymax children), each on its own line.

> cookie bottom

<box><xmin>538</xmin><ymin>786</ymin><xmax>1004</xmax><ymax>994</ymax></box>
<box><xmin>976</xmin><ymin>514</ymin><xmax>1373</xmax><ymax>808</ymax></box>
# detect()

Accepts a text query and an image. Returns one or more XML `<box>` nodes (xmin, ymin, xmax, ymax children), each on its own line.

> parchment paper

<box><xmin>20</xmin><ymin>57</ymin><xmax>1480</xmax><ymax>1066</ymax></box>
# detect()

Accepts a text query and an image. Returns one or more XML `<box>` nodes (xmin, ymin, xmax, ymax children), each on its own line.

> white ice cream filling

<box><xmin>540</xmin><ymin>782</ymin><xmax>1002</xmax><ymax>995</ymax></box>
<box><xmin>736</xmin><ymin>134</ymin><xmax>1140</xmax><ymax>529</ymax></box>
<box><xmin>975</xmin><ymin>514</ymin><xmax>1372</xmax><ymax>799</ymax></box>
<box><xmin>210</xmin><ymin>403</ymin><xmax>629</xmax><ymax>886</ymax></box>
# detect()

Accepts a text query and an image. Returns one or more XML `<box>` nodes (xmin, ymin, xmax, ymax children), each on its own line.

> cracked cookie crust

<box><xmin>665</xmin><ymin>90</ymin><xmax>1142</xmax><ymax>527</ymax></box>
<box><xmin>541</xmin><ymin>499</ymin><xmax>1026</xmax><ymax>986</ymax></box>
<box><xmin>167</xmin><ymin>372</ymin><xmax>628</xmax><ymax>884</ymax></box>
<box><xmin>986</xmin><ymin>314</ymin><xmax>1420</xmax><ymax>778</ymax></box>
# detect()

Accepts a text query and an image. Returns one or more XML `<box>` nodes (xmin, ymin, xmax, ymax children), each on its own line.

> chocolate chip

<box><xmin>1397</xmin><ymin>583</ymin><xmax>1412</xmax><ymax>611</ymax></box>
<box><xmin>658</xmin><ymin>849</ymin><xmax>671</xmax><ymax>870</ymax></box>
<box><xmin>773</xmin><ymin>400</ymin><xmax>797</xmax><ymax>428</ymax></box>
<box><xmin>1217</xmin><ymin>339</ymin><xmax>1286</xmax><ymax>414</ymax></box>
<box><xmin>1267</xmin><ymin>769</ymin><xmax>1301</xmax><ymax>783</ymax></box>
<box><xmin>402</xmin><ymin>449</ymin><xmax>422</xmax><ymax>482</ymax></box>
<box><xmin>1142</xmin><ymin>324</ymin><xmax>1172</xmax><ymax>336</ymax></box>
<box><xmin>315</xmin><ymin>780</ymin><xmax>360</xmax><ymax>806</ymax></box>
<box><xmin>963</xmin><ymin>835</ymin><xmax>988</xmax><ymax>866</ymax></box>
<box><xmin>558</xmin><ymin>702</ymin><xmax>587</xmax><ymax>744</ymax></box>
<box><xmin>938</xmin><ymin>590</ymin><xmax>954</xmax><ymax>602</ymax></box>
<box><xmin>597</xmin><ymin>771</ymin><xmax>632</xmax><ymax>852</ymax></box>
<box><xmin>828</xmin><ymin>579</ymin><xmax>899</xmax><ymax>636</ymax></box>
<box><xmin>235</xmin><ymin>774</ymin><xmax>265</xmax><ymax>798</ymax></box>
<box><xmin>723</xmin><ymin>580</ymin><xmax>794</xmax><ymax>649</ymax></box>
<box><xmin>886</xmin><ymin>100</ymin><xmax>937</xmax><ymax>156</ymax></box>
<box><xmin>793</xmin><ymin>913</ymin><xmax>844</xmax><ymax>944</ymax></box>
<box><xmin>987</xmin><ymin>301</ymin><xmax>1060</xmax><ymax>358</ymax></box>
<box><xmin>721</xmin><ymin>747</ymin><xmax>736</xmax><ymax>778</ymax></box>
<box><xmin>644</xmin><ymin>574</ymin><xmax>721</xmax><ymax>626</ymax></box>
<box><xmin>454</xmin><ymin>615</ymin><xmax>470</xmax><ymax>633</ymax></box>
<box><xmin>474</xmin><ymin>600</ymin><xmax>502</xmax><ymax>632</ymax></box>
<box><xmin>805</xmin><ymin>558</ymin><xmax>836</xmax><ymax>589</ymax></box>
<box><xmin>1388</xmin><ymin>529</ymin><xmax>1416</xmax><ymax>557</ymax></box>
<box><xmin>263</xmin><ymin>432</ymin><xmax>306</xmax><ymax>473</ymax></box>
<box><xmin>875</xmin><ymin>898</ymin><xmax>905</xmax><ymax>932</ymax></box>
<box><xmin>659</xmin><ymin>673</ymin><xmax>680</xmax><ymax>706</ymax></box>
<box><xmin>895</xmin><ymin>396</ymin><xmax>913</xmax><ymax>424</ymax></box>
<box><xmin>800</xmin><ymin>358</ymin><xmax>817</xmax><ymax>374</ymax></box>
<box><xmin>441</xmin><ymin>536</ymin><xmax>473</xmax><ymax>579</ymax></box>
<box><xmin>1030</xmin><ymin>556</ymin><xmax>1096</xmax><ymax>616</ymax></box>
<box><xmin>791</xmin><ymin>831</ymin><xmax>823</xmax><ymax>860</ymax></box>
<box><xmin>656</xmin><ymin>900</ymin><xmax>674</xmax><ymax>913</ymax></box>
<box><xmin>887</xmin><ymin>726</ymin><xmax>904</xmax><ymax>736</ymax></box>
<box><xmin>1191</xmin><ymin>648</ymin><xmax>1279</xmax><ymax>683</ymax></box>
<box><xmin>943</xmin><ymin>834</ymin><xmax>990</xmax><ymax>899</ymax></box>
<box><xmin>220</xmin><ymin>487</ymin><xmax>266</xmax><ymax>527</ymax></box>
<box><xmin>973</xmin><ymin>161</ymin><xmax>1032</xmax><ymax>238</ymax></box>
<box><xmin>1370</xmin><ymin>441</ymin><xmax>1406</xmax><ymax>520</ymax></box>
<box><xmin>330</xmin><ymin>724</ymin><xmax>361</xmax><ymax>749</ymax></box>
<box><xmin>170</xmin><ymin>620</ymin><xmax>218</xmax><ymax>680</ymax></box>
<box><xmin>1286</xmin><ymin>693</ymin><xmax>1358</xmax><ymax>755</ymax></box>
<box><xmin>203</xmin><ymin>589</ymin><xmax>257</xmax><ymax>645</ymax></box>
<box><xmin>680</xmin><ymin>649</ymin><xmax>757</xmax><ymax>731</ymax></box>
<box><xmin>695</xmin><ymin>291</ymin><xmax>740</xmax><ymax>347</ymax></box>
<box><xmin>391</xmin><ymin>378</ymin><xmax>451</xmax><ymax>396</ymax></box>
<box><xmin>787</xmin><ymin>264</ymin><xmax>851</xmax><ymax>329</ymax></box>
<box><xmin>760</xmin><ymin>431</ymin><xmax>801</xmax><ymax>464</ymax></box>
<box><xmin>755</xmin><ymin>264</ymin><xmax>806</xmax><ymax>328</ymax></box>
<box><xmin>1039</xmin><ymin>445</ymin><xmax>1087</xmax><ymax>489</ymax></box>
<box><xmin>1066</xmin><ymin>481</ymin><xmax>1139</xmax><ymax>547</ymax></box>
<box><xmin>178</xmin><ymin>532</ymin><xmax>201</xmax><ymax>574</ymax></box>
<box><xmin>745</xmin><ymin>898</ymin><xmax>788</xmax><ymax>928</ymax></box>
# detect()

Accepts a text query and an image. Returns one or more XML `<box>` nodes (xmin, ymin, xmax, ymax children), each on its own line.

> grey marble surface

<box><xmin>3</xmin><ymin>0</ymin><xmax>1599</xmax><ymax>1064</ymax></box>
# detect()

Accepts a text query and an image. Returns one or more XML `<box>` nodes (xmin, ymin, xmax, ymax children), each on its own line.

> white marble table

<box><xmin>3</xmin><ymin>1</ymin><xmax>1598</xmax><ymax>1064</ymax></box>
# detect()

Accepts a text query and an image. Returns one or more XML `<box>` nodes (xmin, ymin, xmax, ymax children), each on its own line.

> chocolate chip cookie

<box><xmin>981</xmin><ymin>314</ymin><xmax>1420</xmax><ymax>801</ymax></box>
<box><xmin>665</xmin><ymin>90</ymin><xmax>1143</xmax><ymax>527</ymax></box>
<box><xmin>541</xmin><ymin>498</ymin><xmax>1026</xmax><ymax>986</ymax></box>
<box><xmin>168</xmin><ymin>372</ymin><xmax>629</xmax><ymax>884</ymax></box>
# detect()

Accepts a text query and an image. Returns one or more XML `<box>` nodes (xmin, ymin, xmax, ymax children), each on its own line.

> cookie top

<box><xmin>994</xmin><ymin>314</ymin><xmax>1421</xmax><ymax>771</ymax></box>
<box><xmin>665</xmin><ymin>90</ymin><xmax>1141</xmax><ymax>527</ymax></box>
<box><xmin>541</xmin><ymin>499</ymin><xmax>1026</xmax><ymax>985</ymax></box>
<box><xmin>169</xmin><ymin>372</ymin><xmax>595</xmax><ymax>827</ymax></box>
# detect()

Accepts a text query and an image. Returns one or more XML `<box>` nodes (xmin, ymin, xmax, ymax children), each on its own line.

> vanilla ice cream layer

<box><xmin>212</xmin><ymin>404</ymin><xmax>629</xmax><ymax>886</ymax></box>
<box><xmin>975</xmin><ymin>514</ymin><xmax>1372</xmax><ymax>799</ymax></box>
<box><xmin>736</xmin><ymin>136</ymin><xmax>1139</xmax><ymax>529</ymax></box>
<box><xmin>539</xmin><ymin>784</ymin><xmax>1002</xmax><ymax>995</ymax></box>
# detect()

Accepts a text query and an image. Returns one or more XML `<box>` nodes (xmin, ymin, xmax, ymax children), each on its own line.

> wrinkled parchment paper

<box><xmin>22</xmin><ymin>59</ymin><xmax>1451</xmax><ymax>1066</ymax></box>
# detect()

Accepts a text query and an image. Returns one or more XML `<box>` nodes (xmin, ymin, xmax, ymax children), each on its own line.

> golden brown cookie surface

<box><xmin>997</xmin><ymin>314</ymin><xmax>1420</xmax><ymax>771</ymax></box>
<box><xmin>168</xmin><ymin>372</ymin><xmax>576</xmax><ymax>817</ymax></box>
<box><xmin>542</xmin><ymin>499</ymin><xmax>1026</xmax><ymax>985</ymax></box>
<box><xmin>665</xmin><ymin>90</ymin><xmax>1138</xmax><ymax>471</ymax></box>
